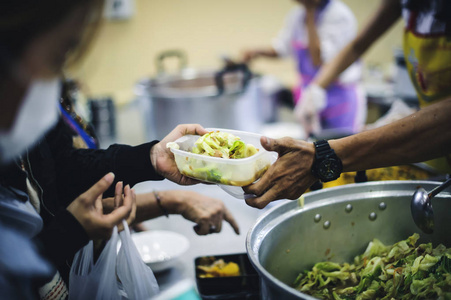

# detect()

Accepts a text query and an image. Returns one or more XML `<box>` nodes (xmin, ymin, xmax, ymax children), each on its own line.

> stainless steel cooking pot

<box><xmin>134</xmin><ymin>50</ymin><xmax>254</xmax><ymax>140</ymax></box>
<box><xmin>246</xmin><ymin>181</ymin><xmax>451</xmax><ymax>299</ymax></box>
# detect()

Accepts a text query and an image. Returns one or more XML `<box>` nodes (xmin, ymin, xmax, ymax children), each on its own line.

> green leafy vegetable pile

<box><xmin>293</xmin><ymin>234</ymin><xmax>451</xmax><ymax>299</ymax></box>
<box><xmin>192</xmin><ymin>131</ymin><xmax>258</xmax><ymax>159</ymax></box>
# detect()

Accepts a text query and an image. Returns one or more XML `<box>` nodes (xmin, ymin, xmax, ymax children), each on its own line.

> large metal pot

<box><xmin>134</xmin><ymin>50</ymin><xmax>257</xmax><ymax>140</ymax></box>
<box><xmin>246</xmin><ymin>181</ymin><xmax>451</xmax><ymax>299</ymax></box>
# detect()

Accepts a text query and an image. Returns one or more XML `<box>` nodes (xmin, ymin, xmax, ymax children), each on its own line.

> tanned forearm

<box><xmin>133</xmin><ymin>191</ymin><xmax>187</xmax><ymax>223</ymax></box>
<box><xmin>314</xmin><ymin>0</ymin><xmax>402</xmax><ymax>89</ymax></box>
<box><xmin>103</xmin><ymin>191</ymin><xmax>182</xmax><ymax>224</ymax></box>
<box><xmin>133</xmin><ymin>192</ymin><xmax>165</xmax><ymax>223</ymax></box>
<box><xmin>330</xmin><ymin>99</ymin><xmax>451</xmax><ymax>172</ymax></box>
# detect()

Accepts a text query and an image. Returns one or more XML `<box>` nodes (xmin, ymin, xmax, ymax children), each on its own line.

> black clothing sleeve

<box><xmin>35</xmin><ymin>209</ymin><xmax>89</xmax><ymax>284</ymax></box>
<box><xmin>38</xmin><ymin>118</ymin><xmax>164</xmax><ymax>208</ymax></box>
<box><xmin>22</xmin><ymin>118</ymin><xmax>165</xmax><ymax>282</ymax></box>
<box><xmin>35</xmin><ymin>209</ymin><xmax>89</xmax><ymax>268</ymax></box>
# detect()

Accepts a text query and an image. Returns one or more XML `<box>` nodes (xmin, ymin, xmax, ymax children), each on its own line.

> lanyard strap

<box><xmin>59</xmin><ymin>104</ymin><xmax>97</xmax><ymax>149</ymax></box>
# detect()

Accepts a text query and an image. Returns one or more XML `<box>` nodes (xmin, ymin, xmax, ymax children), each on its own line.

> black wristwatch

<box><xmin>311</xmin><ymin>140</ymin><xmax>343</xmax><ymax>182</ymax></box>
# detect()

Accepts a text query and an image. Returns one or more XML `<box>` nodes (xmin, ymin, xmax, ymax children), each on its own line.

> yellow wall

<box><xmin>73</xmin><ymin>0</ymin><xmax>404</xmax><ymax>103</ymax></box>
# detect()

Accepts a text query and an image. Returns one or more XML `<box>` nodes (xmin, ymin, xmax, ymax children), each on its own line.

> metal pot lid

<box><xmin>138</xmin><ymin>69</ymin><xmax>245</xmax><ymax>99</ymax></box>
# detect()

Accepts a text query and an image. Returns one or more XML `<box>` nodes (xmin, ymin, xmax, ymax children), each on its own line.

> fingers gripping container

<box><xmin>169</xmin><ymin>128</ymin><xmax>275</xmax><ymax>198</ymax></box>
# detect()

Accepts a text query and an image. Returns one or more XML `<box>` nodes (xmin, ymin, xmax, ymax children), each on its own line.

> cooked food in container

<box><xmin>167</xmin><ymin>129</ymin><xmax>273</xmax><ymax>186</ymax></box>
<box><xmin>194</xmin><ymin>253</ymin><xmax>260</xmax><ymax>298</ymax></box>
<box><xmin>246</xmin><ymin>181</ymin><xmax>451</xmax><ymax>300</ymax></box>
<box><xmin>197</xmin><ymin>257</ymin><xmax>241</xmax><ymax>278</ymax></box>
<box><xmin>293</xmin><ymin>233</ymin><xmax>451</xmax><ymax>299</ymax></box>
<box><xmin>189</xmin><ymin>131</ymin><xmax>258</xmax><ymax>159</ymax></box>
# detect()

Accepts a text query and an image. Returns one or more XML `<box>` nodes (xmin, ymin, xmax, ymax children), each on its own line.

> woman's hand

<box><xmin>165</xmin><ymin>190</ymin><xmax>240</xmax><ymax>235</ymax></box>
<box><xmin>150</xmin><ymin>124</ymin><xmax>209</xmax><ymax>185</ymax></box>
<box><xmin>243</xmin><ymin>136</ymin><xmax>318</xmax><ymax>208</ymax></box>
<box><xmin>67</xmin><ymin>173</ymin><xmax>136</xmax><ymax>240</ymax></box>
<box><xmin>104</xmin><ymin>190</ymin><xmax>240</xmax><ymax>236</ymax></box>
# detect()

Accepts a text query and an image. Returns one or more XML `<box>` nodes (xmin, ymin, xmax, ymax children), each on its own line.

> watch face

<box><xmin>318</xmin><ymin>159</ymin><xmax>341</xmax><ymax>181</ymax></box>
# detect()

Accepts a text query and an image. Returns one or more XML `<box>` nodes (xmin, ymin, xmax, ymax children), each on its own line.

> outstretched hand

<box><xmin>173</xmin><ymin>190</ymin><xmax>240</xmax><ymax>235</ymax></box>
<box><xmin>243</xmin><ymin>136</ymin><xmax>318</xmax><ymax>209</ymax></box>
<box><xmin>151</xmin><ymin>124</ymin><xmax>209</xmax><ymax>185</ymax></box>
<box><xmin>67</xmin><ymin>173</ymin><xmax>136</xmax><ymax>240</ymax></box>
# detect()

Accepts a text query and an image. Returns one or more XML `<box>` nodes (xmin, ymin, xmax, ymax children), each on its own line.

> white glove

<box><xmin>294</xmin><ymin>84</ymin><xmax>327</xmax><ymax>136</ymax></box>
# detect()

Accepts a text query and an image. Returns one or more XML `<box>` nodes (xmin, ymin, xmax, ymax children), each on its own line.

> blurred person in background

<box><xmin>243</xmin><ymin>0</ymin><xmax>451</xmax><ymax>209</ymax></box>
<box><xmin>0</xmin><ymin>0</ymin><xmax>133</xmax><ymax>298</ymax></box>
<box><xmin>0</xmin><ymin>0</ymin><xmax>219</xmax><ymax>298</ymax></box>
<box><xmin>243</xmin><ymin>0</ymin><xmax>366</xmax><ymax>136</ymax></box>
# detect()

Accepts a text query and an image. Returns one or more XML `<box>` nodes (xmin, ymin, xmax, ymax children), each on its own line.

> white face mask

<box><xmin>0</xmin><ymin>78</ymin><xmax>61</xmax><ymax>163</ymax></box>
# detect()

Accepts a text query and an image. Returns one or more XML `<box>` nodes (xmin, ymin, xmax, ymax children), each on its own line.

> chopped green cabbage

<box><xmin>167</xmin><ymin>131</ymin><xmax>267</xmax><ymax>185</ymax></box>
<box><xmin>293</xmin><ymin>233</ymin><xmax>451</xmax><ymax>299</ymax></box>
<box><xmin>191</xmin><ymin>131</ymin><xmax>258</xmax><ymax>159</ymax></box>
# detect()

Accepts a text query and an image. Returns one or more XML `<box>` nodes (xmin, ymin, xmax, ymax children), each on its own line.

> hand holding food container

<box><xmin>150</xmin><ymin>124</ymin><xmax>209</xmax><ymax>185</ymax></box>
<box><xmin>167</xmin><ymin>128</ymin><xmax>277</xmax><ymax>199</ymax></box>
<box><xmin>243</xmin><ymin>136</ymin><xmax>318</xmax><ymax>208</ymax></box>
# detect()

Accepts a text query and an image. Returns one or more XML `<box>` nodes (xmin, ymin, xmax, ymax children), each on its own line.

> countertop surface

<box><xmin>133</xmin><ymin>179</ymin><xmax>288</xmax><ymax>291</ymax></box>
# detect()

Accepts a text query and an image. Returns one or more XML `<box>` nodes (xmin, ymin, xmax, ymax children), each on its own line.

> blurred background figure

<box><xmin>242</xmin><ymin>0</ymin><xmax>366</xmax><ymax>137</ymax></box>
<box><xmin>0</xmin><ymin>1</ymin><xmax>107</xmax><ymax>298</ymax></box>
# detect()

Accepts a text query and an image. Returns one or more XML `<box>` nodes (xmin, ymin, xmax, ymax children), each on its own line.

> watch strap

<box><xmin>314</xmin><ymin>139</ymin><xmax>332</xmax><ymax>159</ymax></box>
<box><xmin>312</xmin><ymin>139</ymin><xmax>343</xmax><ymax>182</ymax></box>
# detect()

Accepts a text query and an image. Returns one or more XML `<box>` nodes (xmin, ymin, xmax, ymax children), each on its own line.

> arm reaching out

<box><xmin>314</xmin><ymin>0</ymin><xmax>402</xmax><ymax>89</ymax></box>
<box><xmin>150</xmin><ymin>124</ymin><xmax>209</xmax><ymax>185</ymax></box>
<box><xmin>331</xmin><ymin>98</ymin><xmax>451</xmax><ymax>172</ymax></box>
<box><xmin>67</xmin><ymin>173</ymin><xmax>136</xmax><ymax>239</ymax></box>
<box><xmin>242</xmin><ymin>48</ymin><xmax>279</xmax><ymax>63</ymax></box>
<box><xmin>103</xmin><ymin>190</ymin><xmax>240</xmax><ymax>235</ymax></box>
<box><xmin>244</xmin><ymin>98</ymin><xmax>451</xmax><ymax>208</ymax></box>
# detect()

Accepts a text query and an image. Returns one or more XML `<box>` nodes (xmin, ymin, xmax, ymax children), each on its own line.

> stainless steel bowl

<box><xmin>246</xmin><ymin>181</ymin><xmax>451</xmax><ymax>299</ymax></box>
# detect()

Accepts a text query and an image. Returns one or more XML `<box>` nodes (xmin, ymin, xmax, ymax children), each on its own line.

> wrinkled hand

<box><xmin>151</xmin><ymin>124</ymin><xmax>209</xmax><ymax>185</ymax></box>
<box><xmin>67</xmin><ymin>173</ymin><xmax>136</xmax><ymax>240</ymax></box>
<box><xmin>243</xmin><ymin>136</ymin><xmax>318</xmax><ymax>209</ymax></box>
<box><xmin>170</xmin><ymin>190</ymin><xmax>240</xmax><ymax>235</ymax></box>
<box><xmin>294</xmin><ymin>84</ymin><xmax>326</xmax><ymax>136</ymax></box>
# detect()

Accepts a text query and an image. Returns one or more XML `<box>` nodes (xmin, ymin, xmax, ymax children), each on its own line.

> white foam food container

<box><xmin>169</xmin><ymin>128</ymin><xmax>274</xmax><ymax>187</ymax></box>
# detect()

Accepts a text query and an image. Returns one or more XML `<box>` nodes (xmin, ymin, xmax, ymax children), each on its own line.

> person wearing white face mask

<box><xmin>0</xmin><ymin>1</ymin><xmax>209</xmax><ymax>298</ymax></box>
<box><xmin>0</xmin><ymin>79</ymin><xmax>239</xmax><ymax>293</ymax></box>
<box><xmin>0</xmin><ymin>79</ymin><xmax>60</xmax><ymax>163</ymax></box>
<box><xmin>0</xmin><ymin>2</ymin><xmax>137</xmax><ymax>298</ymax></box>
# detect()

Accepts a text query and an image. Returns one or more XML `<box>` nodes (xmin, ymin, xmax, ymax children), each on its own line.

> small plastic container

<box><xmin>169</xmin><ymin>128</ymin><xmax>274</xmax><ymax>187</ymax></box>
<box><xmin>194</xmin><ymin>253</ymin><xmax>260</xmax><ymax>300</ymax></box>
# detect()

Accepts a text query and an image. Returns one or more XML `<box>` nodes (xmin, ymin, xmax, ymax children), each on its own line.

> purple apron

<box><xmin>293</xmin><ymin>41</ymin><xmax>360</xmax><ymax>133</ymax></box>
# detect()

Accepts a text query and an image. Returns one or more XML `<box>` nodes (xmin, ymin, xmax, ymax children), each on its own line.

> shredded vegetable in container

<box><xmin>294</xmin><ymin>233</ymin><xmax>451</xmax><ymax>299</ymax></box>
<box><xmin>191</xmin><ymin>131</ymin><xmax>258</xmax><ymax>159</ymax></box>
<box><xmin>167</xmin><ymin>129</ymin><xmax>272</xmax><ymax>187</ymax></box>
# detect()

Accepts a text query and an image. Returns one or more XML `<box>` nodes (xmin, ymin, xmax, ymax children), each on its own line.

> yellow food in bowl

<box><xmin>197</xmin><ymin>258</ymin><xmax>241</xmax><ymax>278</ymax></box>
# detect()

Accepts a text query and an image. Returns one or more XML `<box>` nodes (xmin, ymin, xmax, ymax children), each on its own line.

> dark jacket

<box><xmin>0</xmin><ymin>117</ymin><xmax>164</xmax><ymax>282</ymax></box>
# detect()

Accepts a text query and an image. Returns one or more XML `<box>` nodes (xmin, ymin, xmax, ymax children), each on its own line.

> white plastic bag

<box><xmin>69</xmin><ymin>221</ymin><xmax>159</xmax><ymax>300</ymax></box>
<box><xmin>69</xmin><ymin>227</ymin><xmax>121</xmax><ymax>300</ymax></box>
<box><xmin>117</xmin><ymin>220</ymin><xmax>159</xmax><ymax>299</ymax></box>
